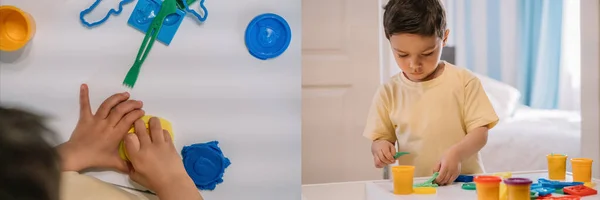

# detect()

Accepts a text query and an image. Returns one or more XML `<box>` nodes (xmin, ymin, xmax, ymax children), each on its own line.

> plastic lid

<box><xmin>473</xmin><ymin>175</ymin><xmax>502</xmax><ymax>183</ymax></box>
<box><xmin>571</xmin><ymin>158</ymin><xmax>593</xmax><ymax>163</ymax></box>
<box><xmin>245</xmin><ymin>13</ymin><xmax>291</xmax><ymax>60</ymax></box>
<box><xmin>504</xmin><ymin>178</ymin><xmax>533</xmax><ymax>185</ymax></box>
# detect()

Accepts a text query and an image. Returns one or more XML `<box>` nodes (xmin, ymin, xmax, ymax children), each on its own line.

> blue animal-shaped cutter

<box><xmin>181</xmin><ymin>0</ymin><xmax>208</xmax><ymax>22</ymax></box>
<box><xmin>537</xmin><ymin>178</ymin><xmax>584</xmax><ymax>189</ymax></box>
<box><xmin>127</xmin><ymin>0</ymin><xmax>186</xmax><ymax>45</ymax></box>
<box><xmin>80</xmin><ymin>0</ymin><xmax>134</xmax><ymax>28</ymax></box>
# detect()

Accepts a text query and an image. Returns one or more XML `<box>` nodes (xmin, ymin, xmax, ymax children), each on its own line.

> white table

<box><xmin>302</xmin><ymin>170</ymin><xmax>600</xmax><ymax>200</ymax></box>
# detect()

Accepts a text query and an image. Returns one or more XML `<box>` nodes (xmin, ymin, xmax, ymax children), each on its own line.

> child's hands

<box><xmin>433</xmin><ymin>151</ymin><xmax>461</xmax><ymax>185</ymax></box>
<box><xmin>371</xmin><ymin>140</ymin><xmax>397</xmax><ymax>168</ymax></box>
<box><xmin>124</xmin><ymin>117</ymin><xmax>192</xmax><ymax>194</ymax></box>
<box><xmin>58</xmin><ymin>84</ymin><xmax>144</xmax><ymax>172</ymax></box>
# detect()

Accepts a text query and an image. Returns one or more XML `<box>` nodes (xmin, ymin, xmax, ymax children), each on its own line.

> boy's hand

<box><xmin>371</xmin><ymin>140</ymin><xmax>397</xmax><ymax>168</ymax></box>
<box><xmin>124</xmin><ymin>117</ymin><xmax>196</xmax><ymax>196</ymax></box>
<box><xmin>59</xmin><ymin>84</ymin><xmax>144</xmax><ymax>172</ymax></box>
<box><xmin>433</xmin><ymin>151</ymin><xmax>461</xmax><ymax>185</ymax></box>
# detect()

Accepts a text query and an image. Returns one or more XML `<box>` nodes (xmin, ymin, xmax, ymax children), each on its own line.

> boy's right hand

<box><xmin>124</xmin><ymin>117</ymin><xmax>196</xmax><ymax>196</ymax></box>
<box><xmin>371</xmin><ymin>140</ymin><xmax>397</xmax><ymax>168</ymax></box>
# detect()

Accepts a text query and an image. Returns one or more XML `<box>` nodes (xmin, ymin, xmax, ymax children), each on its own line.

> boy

<box><xmin>0</xmin><ymin>84</ymin><xmax>203</xmax><ymax>200</ymax></box>
<box><xmin>363</xmin><ymin>0</ymin><xmax>499</xmax><ymax>185</ymax></box>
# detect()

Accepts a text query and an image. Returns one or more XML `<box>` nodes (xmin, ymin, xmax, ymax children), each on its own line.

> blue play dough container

<box><xmin>245</xmin><ymin>13</ymin><xmax>292</xmax><ymax>60</ymax></box>
<box><xmin>182</xmin><ymin>141</ymin><xmax>231</xmax><ymax>190</ymax></box>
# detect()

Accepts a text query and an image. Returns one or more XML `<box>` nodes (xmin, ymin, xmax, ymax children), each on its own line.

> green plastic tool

<box><xmin>176</xmin><ymin>0</ymin><xmax>197</xmax><ymax>9</ymax></box>
<box><xmin>393</xmin><ymin>152</ymin><xmax>410</xmax><ymax>159</ymax></box>
<box><xmin>123</xmin><ymin>0</ymin><xmax>178</xmax><ymax>88</ymax></box>
<box><xmin>414</xmin><ymin>172</ymin><xmax>439</xmax><ymax>187</ymax></box>
<box><xmin>461</xmin><ymin>183</ymin><xmax>476</xmax><ymax>190</ymax></box>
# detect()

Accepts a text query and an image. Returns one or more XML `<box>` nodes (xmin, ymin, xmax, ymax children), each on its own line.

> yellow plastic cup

<box><xmin>391</xmin><ymin>165</ymin><xmax>414</xmax><ymax>195</ymax></box>
<box><xmin>504</xmin><ymin>178</ymin><xmax>532</xmax><ymax>200</ymax></box>
<box><xmin>474</xmin><ymin>175</ymin><xmax>502</xmax><ymax>200</ymax></box>
<box><xmin>547</xmin><ymin>154</ymin><xmax>567</xmax><ymax>180</ymax></box>
<box><xmin>118</xmin><ymin>115</ymin><xmax>174</xmax><ymax>161</ymax></box>
<box><xmin>0</xmin><ymin>5</ymin><xmax>35</xmax><ymax>51</ymax></box>
<box><xmin>571</xmin><ymin>158</ymin><xmax>593</xmax><ymax>182</ymax></box>
<box><xmin>492</xmin><ymin>172</ymin><xmax>512</xmax><ymax>200</ymax></box>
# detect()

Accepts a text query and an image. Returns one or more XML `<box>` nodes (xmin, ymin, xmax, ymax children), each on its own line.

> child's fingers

<box><xmin>436</xmin><ymin>166</ymin><xmax>448</xmax><ymax>185</ymax></box>
<box><xmin>134</xmin><ymin>119</ymin><xmax>151</xmax><ymax>145</ymax></box>
<box><xmin>107</xmin><ymin>100</ymin><xmax>143</xmax><ymax>126</ymax></box>
<box><xmin>163</xmin><ymin>130</ymin><xmax>172</xmax><ymax>143</ymax></box>
<box><xmin>380</xmin><ymin>149</ymin><xmax>395</xmax><ymax>164</ymax></box>
<box><xmin>374</xmin><ymin>155</ymin><xmax>384</xmax><ymax>168</ymax></box>
<box><xmin>115</xmin><ymin>109</ymin><xmax>145</xmax><ymax>133</ymax></box>
<box><xmin>78</xmin><ymin>84</ymin><xmax>93</xmax><ymax>118</ymax></box>
<box><xmin>124</xmin><ymin>133</ymin><xmax>141</xmax><ymax>157</ymax></box>
<box><xmin>148</xmin><ymin>117</ymin><xmax>165</xmax><ymax>143</ymax></box>
<box><xmin>96</xmin><ymin>92</ymin><xmax>130</xmax><ymax>119</ymax></box>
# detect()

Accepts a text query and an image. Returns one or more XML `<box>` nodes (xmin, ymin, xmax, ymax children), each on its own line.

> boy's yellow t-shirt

<box><xmin>60</xmin><ymin>172</ymin><xmax>153</xmax><ymax>200</ymax></box>
<box><xmin>363</xmin><ymin>61</ymin><xmax>499</xmax><ymax>177</ymax></box>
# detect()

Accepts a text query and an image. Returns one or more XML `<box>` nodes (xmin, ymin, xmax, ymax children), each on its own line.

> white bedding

<box><xmin>480</xmin><ymin>106</ymin><xmax>582</xmax><ymax>173</ymax></box>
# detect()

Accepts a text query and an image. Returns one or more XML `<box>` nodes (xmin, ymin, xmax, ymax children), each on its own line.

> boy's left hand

<box><xmin>58</xmin><ymin>84</ymin><xmax>145</xmax><ymax>173</ymax></box>
<box><xmin>433</xmin><ymin>151</ymin><xmax>461</xmax><ymax>186</ymax></box>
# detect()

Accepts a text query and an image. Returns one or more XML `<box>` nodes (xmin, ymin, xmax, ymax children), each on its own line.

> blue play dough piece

<box><xmin>80</xmin><ymin>0</ymin><xmax>134</xmax><ymax>28</ymax></box>
<box><xmin>454</xmin><ymin>175</ymin><xmax>474</xmax><ymax>182</ymax></box>
<box><xmin>181</xmin><ymin>141</ymin><xmax>230</xmax><ymax>191</ymax></box>
<box><xmin>181</xmin><ymin>0</ymin><xmax>208</xmax><ymax>22</ymax></box>
<box><xmin>127</xmin><ymin>0</ymin><xmax>185</xmax><ymax>45</ymax></box>
<box><xmin>245</xmin><ymin>13</ymin><xmax>292</xmax><ymax>60</ymax></box>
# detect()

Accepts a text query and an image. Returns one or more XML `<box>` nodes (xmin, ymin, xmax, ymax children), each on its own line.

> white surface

<box><xmin>580</xmin><ymin>0</ymin><xmax>600</xmax><ymax>179</ymax></box>
<box><xmin>302</xmin><ymin>181</ymin><xmax>368</xmax><ymax>200</ymax></box>
<box><xmin>0</xmin><ymin>0</ymin><xmax>301</xmax><ymax>199</ymax></box>
<box><xmin>366</xmin><ymin>171</ymin><xmax>600</xmax><ymax>200</ymax></box>
<box><xmin>481</xmin><ymin>106</ymin><xmax>582</xmax><ymax>173</ymax></box>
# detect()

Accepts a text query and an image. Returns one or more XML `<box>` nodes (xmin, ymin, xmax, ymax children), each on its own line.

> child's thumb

<box><xmin>124</xmin><ymin>133</ymin><xmax>141</xmax><ymax>157</ymax></box>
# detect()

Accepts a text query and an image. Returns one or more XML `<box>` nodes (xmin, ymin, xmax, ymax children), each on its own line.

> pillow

<box><xmin>473</xmin><ymin>73</ymin><xmax>522</xmax><ymax>120</ymax></box>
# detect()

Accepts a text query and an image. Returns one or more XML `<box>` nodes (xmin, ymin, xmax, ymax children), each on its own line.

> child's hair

<box><xmin>0</xmin><ymin>107</ymin><xmax>60</xmax><ymax>200</ymax></box>
<box><xmin>383</xmin><ymin>0</ymin><xmax>447</xmax><ymax>39</ymax></box>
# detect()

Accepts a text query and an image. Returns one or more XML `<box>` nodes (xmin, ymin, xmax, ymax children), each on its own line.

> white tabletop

<box><xmin>302</xmin><ymin>170</ymin><xmax>600</xmax><ymax>200</ymax></box>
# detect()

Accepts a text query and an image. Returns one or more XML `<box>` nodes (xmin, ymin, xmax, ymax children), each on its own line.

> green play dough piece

<box><xmin>554</xmin><ymin>188</ymin><xmax>564</xmax><ymax>194</ymax></box>
<box><xmin>461</xmin><ymin>183</ymin><xmax>476</xmax><ymax>190</ymax></box>
<box><xmin>414</xmin><ymin>172</ymin><xmax>439</xmax><ymax>187</ymax></box>
<box><xmin>394</xmin><ymin>152</ymin><xmax>410</xmax><ymax>159</ymax></box>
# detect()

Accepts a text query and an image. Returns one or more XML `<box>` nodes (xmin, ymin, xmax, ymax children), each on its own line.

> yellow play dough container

<box><xmin>547</xmin><ymin>154</ymin><xmax>567</xmax><ymax>180</ymax></box>
<box><xmin>504</xmin><ymin>178</ymin><xmax>532</xmax><ymax>200</ymax></box>
<box><xmin>474</xmin><ymin>175</ymin><xmax>502</xmax><ymax>200</ymax></box>
<box><xmin>0</xmin><ymin>5</ymin><xmax>35</xmax><ymax>51</ymax></box>
<box><xmin>391</xmin><ymin>165</ymin><xmax>415</xmax><ymax>195</ymax></box>
<box><xmin>571</xmin><ymin>158</ymin><xmax>593</xmax><ymax>182</ymax></box>
<box><xmin>118</xmin><ymin>115</ymin><xmax>174</xmax><ymax>161</ymax></box>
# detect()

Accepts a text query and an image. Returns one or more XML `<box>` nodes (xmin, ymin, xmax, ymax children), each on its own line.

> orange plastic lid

<box><xmin>0</xmin><ymin>5</ymin><xmax>33</xmax><ymax>51</ymax></box>
<box><xmin>474</xmin><ymin>175</ymin><xmax>502</xmax><ymax>183</ymax></box>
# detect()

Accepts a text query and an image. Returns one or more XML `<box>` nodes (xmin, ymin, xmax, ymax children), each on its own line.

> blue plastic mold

<box><xmin>181</xmin><ymin>141</ymin><xmax>231</xmax><ymax>191</ymax></box>
<box><xmin>245</xmin><ymin>13</ymin><xmax>292</xmax><ymax>60</ymax></box>
<box><xmin>181</xmin><ymin>0</ymin><xmax>208</xmax><ymax>22</ymax></box>
<box><xmin>80</xmin><ymin>0</ymin><xmax>134</xmax><ymax>28</ymax></box>
<box><xmin>127</xmin><ymin>0</ymin><xmax>185</xmax><ymax>45</ymax></box>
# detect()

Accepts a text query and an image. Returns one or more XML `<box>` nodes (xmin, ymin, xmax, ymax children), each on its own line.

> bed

<box><xmin>480</xmin><ymin>105</ymin><xmax>581</xmax><ymax>173</ymax></box>
<box><xmin>474</xmin><ymin>73</ymin><xmax>582</xmax><ymax>173</ymax></box>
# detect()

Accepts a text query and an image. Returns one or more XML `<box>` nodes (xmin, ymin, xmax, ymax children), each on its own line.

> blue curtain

<box><xmin>517</xmin><ymin>0</ymin><xmax>563</xmax><ymax>109</ymax></box>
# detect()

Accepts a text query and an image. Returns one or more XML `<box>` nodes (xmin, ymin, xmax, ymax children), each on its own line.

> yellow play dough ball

<box><xmin>118</xmin><ymin>115</ymin><xmax>174</xmax><ymax>161</ymax></box>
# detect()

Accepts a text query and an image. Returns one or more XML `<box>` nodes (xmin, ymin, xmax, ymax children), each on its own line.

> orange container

<box><xmin>391</xmin><ymin>165</ymin><xmax>414</xmax><ymax>195</ymax></box>
<box><xmin>571</xmin><ymin>158</ymin><xmax>593</xmax><ymax>182</ymax></box>
<box><xmin>547</xmin><ymin>154</ymin><xmax>567</xmax><ymax>180</ymax></box>
<box><xmin>504</xmin><ymin>178</ymin><xmax>532</xmax><ymax>200</ymax></box>
<box><xmin>474</xmin><ymin>175</ymin><xmax>502</xmax><ymax>200</ymax></box>
<box><xmin>0</xmin><ymin>5</ymin><xmax>36</xmax><ymax>51</ymax></box>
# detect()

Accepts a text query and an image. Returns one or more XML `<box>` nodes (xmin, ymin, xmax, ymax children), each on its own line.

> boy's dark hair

<box><xmin>0</xmin><ymin>107</ymin><xmax>60</xmax><ymax>200</ymax></box>
<box><xmin>383</xmin><ymin>0</ymin><xmax>447</xmax><ymax>39</ymax></box>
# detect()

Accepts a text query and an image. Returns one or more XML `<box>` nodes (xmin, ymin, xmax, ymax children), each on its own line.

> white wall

<box><xmin>580</xmin><ymin>0</ymin><xmax>600</xmax><ymax>179</ymax></box>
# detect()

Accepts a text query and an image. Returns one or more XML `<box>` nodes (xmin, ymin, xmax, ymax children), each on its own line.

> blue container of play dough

<box><xmin>245</xmin><ymin>13</ymin><xmax>292</xmax><ymax>60</ymax></box>
<box><xmin>128</xmin><ymin>0</ymin><xmax>185</xmax><ymax>45</ymax></box>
